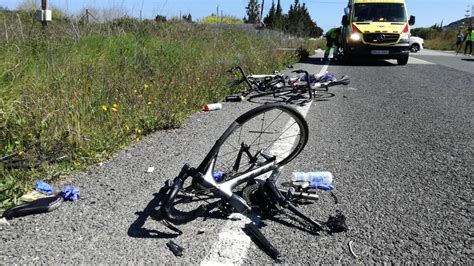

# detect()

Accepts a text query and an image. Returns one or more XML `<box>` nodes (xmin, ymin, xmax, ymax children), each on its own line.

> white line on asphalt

<box><xmin>408</xmin><ymin>57</ymin><xmax>435</xmax><ymax>65</ymax></box>
<box><xmin>200</xmin><ymin>61</ymin><xmax>330</xmax><ymax>265</ymax></box>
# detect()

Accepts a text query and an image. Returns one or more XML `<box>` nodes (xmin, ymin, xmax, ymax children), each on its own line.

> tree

<box><xmin>155</xmin><ymin>15</ymin><xmax>167</xmax><ymax>23</ymax></box>
<box><xmin>245</xmin><ymin>0</ymin><xmax>260</xmax><ymax>24</ymax></box>
<box><xmin>263</xmin><ymin>0</ymin><xmax>276</xmax><ymax>28</ymax></box>
<box><xmin>182</xmin><ymin>13</ymin><xmax>192</xmax><ymax>23</ymax></box>
<box><xmin>274</xmin><ymin>0</ymin><xmax>284</xmax><ymax>29</ymax></box>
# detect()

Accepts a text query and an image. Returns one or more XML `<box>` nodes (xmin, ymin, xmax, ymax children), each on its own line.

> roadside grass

<box><xmin>0</xmin><ymin>13</ymin><xmax>320</xmax><ymax>210</ymax></box>
<box><xmin>412</xmin><ymin>28</ymin><xmax>458</xmax><ymax>51</ymax></box>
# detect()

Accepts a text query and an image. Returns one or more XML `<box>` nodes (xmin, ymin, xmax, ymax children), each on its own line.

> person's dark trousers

<box><xmin>465</xmin><ymin>41</ymin><xmax>473</xmax><ymax>55</ymax></box>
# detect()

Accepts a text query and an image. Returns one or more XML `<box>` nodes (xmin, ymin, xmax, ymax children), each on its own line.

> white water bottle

<box><xmin>292</xmin><ymin>171</ymin><xmax>334</xmax><ymax>190</ymax></box>
<box><xmin>203</xmin><ymin>103</ymin><xmax>222</xmax><ymax>112</ymax></box>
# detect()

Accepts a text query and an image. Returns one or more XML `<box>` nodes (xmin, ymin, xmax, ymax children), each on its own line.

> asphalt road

<box><xmin>1</xmin><ymin>49</ymin><xmax>472</xmax><ymax>264</ymax></box>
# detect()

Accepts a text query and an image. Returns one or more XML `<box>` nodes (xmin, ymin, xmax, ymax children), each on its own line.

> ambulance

<box><xmin>341</xmin><ymin>0</ymin><xmax>415</xmax><ymax>65</ymax></box>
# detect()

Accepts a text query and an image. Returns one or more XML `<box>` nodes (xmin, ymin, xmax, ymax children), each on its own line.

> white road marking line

<box><xmin>200</xmin><ymin>62</ymin><xmax>330</xmax><ymax>265</ymax></box>
<box><xmin>408</xmin><ymin>57</ymin><xmax>435</xmax><ymax>65</ymax></box>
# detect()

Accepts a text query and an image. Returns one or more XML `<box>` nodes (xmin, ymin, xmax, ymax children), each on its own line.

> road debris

<box><xmin>166</xmin><ymin>240</ymin><xmax>184</xmax><ymax>257</ymax></box>
<box><xmin>59</xmin><ymin>186</ymin><xmax>80</xmax><ymax>202</ymax></box>
<box><xmin>0</xmin><ymin>217</ymin><xmax>10</xmax><ymax>226</ymax></box>
<box><xmin>35</xmin><ymin>181</ymin><xmax>53</xmax><ymax>194</ymax></box>
<box><xmin>348</xmin><ymin>240</ymin><xmax>358</xmax><ymax>258</ymax></box>
<box><xmin>19</xmin><ymin>191</ymin><xmax>49</xmax><ymax>202</ymax></box>
<box><xmin>203</xmin><ymin>103</ymin><xmax>222</xmax><ymax>112</ymax></box>
<box><xmin>146</xmin><ymin>167</ymin><xmax>155</xmax><ymax>173</ymax></box>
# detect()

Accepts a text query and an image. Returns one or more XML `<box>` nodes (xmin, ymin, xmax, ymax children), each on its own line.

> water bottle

<box><xmin>292</xmin><ymin>171</ymin><xmax>334</xmax><ymax>191</ymax></box>
<box><xmin>204</xmin><ymin>103</ymin><xmax>222</xmax><ymax>111</ymax></box>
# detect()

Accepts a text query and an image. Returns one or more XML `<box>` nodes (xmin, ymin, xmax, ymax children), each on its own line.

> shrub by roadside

<box><xmin>0</xmin><ymin>15</ymin><xmax>317</xmax><ymax>210</ymax></box>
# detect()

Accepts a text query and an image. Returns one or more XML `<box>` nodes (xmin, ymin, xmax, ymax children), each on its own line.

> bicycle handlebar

<box><xmin>161</xmin><ymin>164</ymin><xmax>207</xmax><ymax>225</ymax></box>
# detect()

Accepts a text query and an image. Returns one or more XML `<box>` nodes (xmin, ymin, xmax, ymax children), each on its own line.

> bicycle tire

<box><xmin>197</xmin><ymin>103</ymin><xmax>309</xmax><ymax>181</ymax></box>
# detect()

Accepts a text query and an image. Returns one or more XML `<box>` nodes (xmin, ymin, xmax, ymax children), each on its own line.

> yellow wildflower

<box><xmin>147</xmin><ymin>101</ymin><xmax>152</xmax><ymax>105</ymax></box>
<box><xmin>18</xmin><ymin>151</ymin><xmax>25</xmax><ymax>156</ymax></box>
<box><xmin>125</xmin><ymin>125</ymin><xmax>130</xmax><ymax>131</ymax></box>
<box><xmin>101</xmin><ymin>105</ymin><xmax>108</xmax><ymax>111</ymax></box>
<box><xmin>135</xmin><ymin>128</ymin><xmax>142</xmax><ymax>134</ymax></box>
<box><xmin>112</xmin><ymin>103</ymin><xmax>118</xmax><ymax>108</ymax></box>
<box><xmin>136</xmin><ymin>137</ymin><xmax>141</xmax><ymax>142</ymax></box>
<box><xmin>144</xmin><ymin>84</ymin><xmax>149</xmax><ymax>89</ymax></box>
<box><xmin>111</xmin><ymin>107</ymin><xmax>118</xmax><ymax>112</ymax></box>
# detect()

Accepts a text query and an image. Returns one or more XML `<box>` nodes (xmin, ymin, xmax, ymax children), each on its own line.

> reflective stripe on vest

<box><xmin>467</xmin><ymin>32</ymin><xmax>474</xmax><ymax>41</ymax></box>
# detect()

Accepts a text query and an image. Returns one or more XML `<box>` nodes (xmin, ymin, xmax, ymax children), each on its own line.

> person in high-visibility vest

<box><xmin>464</xmin><ymin>28</ymin><xmax>473</xmax><ymax>55</ymax></box>
<box><xmin>324</xmin><ymin>27</ymin><xmax>342</xmax><ymax>60</ymax></box>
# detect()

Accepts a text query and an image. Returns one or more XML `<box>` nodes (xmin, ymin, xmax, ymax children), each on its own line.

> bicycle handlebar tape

<box><xmin>161</xmin><ymin>178</ymin><xmax>206</xmax><ymax>225</ymax></box>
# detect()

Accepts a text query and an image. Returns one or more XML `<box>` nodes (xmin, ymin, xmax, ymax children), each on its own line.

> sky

<box><xmin>0</xmin><ymin>0</ymin><xmax>473</xmax><ymax>31</ymax></box>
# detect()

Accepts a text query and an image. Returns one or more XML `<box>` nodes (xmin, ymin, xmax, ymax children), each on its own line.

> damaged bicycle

<box><xmin>152</xmin><ymin>98</ymin><xmax>350</xmax><ymax>259</ymax></box>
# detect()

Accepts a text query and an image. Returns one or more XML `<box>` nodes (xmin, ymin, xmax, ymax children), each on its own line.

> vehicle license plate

<box><xmin>371</xmin><ymin>50</ymin><xmax>389</xmax><ymax>55</ymax></box>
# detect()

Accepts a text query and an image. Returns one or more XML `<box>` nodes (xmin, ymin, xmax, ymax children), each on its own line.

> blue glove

<box><xmin>35</xmin><ymin>181</ymin><xmax>54</xmax><ymax>194</ymax></box>
<box><xmin>59</xmin><ymin>186</ymin><xmax>80</xmax><ymax>202</ymax></box>
<box><xmin>308</xmin><ymin>183</ymin><xmax>335</xmax><ymax>191</ymax></box>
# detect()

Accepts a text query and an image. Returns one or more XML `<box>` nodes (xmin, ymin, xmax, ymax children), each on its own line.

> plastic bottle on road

<box><xmin>204</xmin><ymin>103</ymin><xmax>222</xmax><ymax>111</ymax></box>
<box><xmin>292</xmin><ymin>171</ymin><xmax>334</xmax><ymax>191</ymax></box>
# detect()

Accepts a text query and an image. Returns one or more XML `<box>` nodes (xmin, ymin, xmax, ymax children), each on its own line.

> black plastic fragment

<box><xmin>166</xmin><ymin>240</ymin><xmax>184</xmax><ymax>257</ymax></box>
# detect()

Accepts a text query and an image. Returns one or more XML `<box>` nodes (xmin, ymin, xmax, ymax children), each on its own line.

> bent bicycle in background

<box><xmin>226</xmin><ymin>66</ymin><xmax>350</xmax><ymax>105</ymax></box>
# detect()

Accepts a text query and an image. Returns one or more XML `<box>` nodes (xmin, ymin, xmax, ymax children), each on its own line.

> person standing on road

<box><xmin>324</xmin><ymin>27</ymin><xmax>342</xmax><ymax>60</ymax></box>
<box><xmin>456</xmin><ymin>30</ymin><xmax>464</xmax><ymax>51</ymax></box>
<box><xmin>464</xmin><ymin>28</ymin><xmax>473</xmax><ymax>56</ymax></box>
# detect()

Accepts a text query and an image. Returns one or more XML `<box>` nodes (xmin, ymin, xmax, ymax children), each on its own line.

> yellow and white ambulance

<box><xmin>341</xmin><ymin>0</ymin><xmax>415</xmax><ymax>65</ymax></box>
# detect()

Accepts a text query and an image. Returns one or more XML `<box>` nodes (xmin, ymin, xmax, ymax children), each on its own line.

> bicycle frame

<box><xmin>199</xmin><ymin>157</ymin><xmax>278</xmax><ymax>215</ymax></box>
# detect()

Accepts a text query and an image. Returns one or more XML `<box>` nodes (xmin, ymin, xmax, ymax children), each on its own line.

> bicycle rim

<box><xmin>203</xmin><ymin>104</ymin><xmax>309</xmax><ymax>181</ymax></box>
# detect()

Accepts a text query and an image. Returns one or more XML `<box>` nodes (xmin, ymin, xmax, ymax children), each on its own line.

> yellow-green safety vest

<box><xmin>467</xmin><ymin>32</ymin><xmax>474</xmax><ymax>41</ymax></box>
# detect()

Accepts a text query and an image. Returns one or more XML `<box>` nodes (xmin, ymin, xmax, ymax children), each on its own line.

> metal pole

<box><xmin>41</xmin><ymin>0</ymin><xmax>48</xmax><ymax>30</ymax></box>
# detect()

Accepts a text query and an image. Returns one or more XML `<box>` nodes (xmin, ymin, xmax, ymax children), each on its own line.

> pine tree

<box><xmin>245</xmin><ymin>0</ymin><xmax>260</xmax><ymax>24</ymax></box>
<box><xmin>264</xmin><ymin>0</ymin><xmax>276</xmax><ymax>28</ymax></box>
<box><xmin>274</xmin><ymin>0</ymin><xmax>284</xmax><ymax>30</ymax></box>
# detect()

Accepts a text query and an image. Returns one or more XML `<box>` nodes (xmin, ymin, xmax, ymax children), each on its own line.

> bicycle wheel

<box><xmin>197</xmin><ymin>103</ymin><xmax>309</xmax><ymax>181</ymax></box>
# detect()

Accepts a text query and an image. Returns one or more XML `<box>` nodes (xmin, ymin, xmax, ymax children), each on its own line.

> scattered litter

<box><xmin>0</xmin><ymin>217</ymin><xmax>10</xmax><ymax>226</ymax></box>
<box><xmin>35</xmin><ymin>181</ymin><xmax>53</xmax><ymax>194</ymax></box>
<box><xmin>330</xmin><ymin>191</ymin><xmax>339</xmax><ymax>204</ymax></box>
<box><xmin>20</xmin><ymin>190</ymin><xmax>49</xmax><ymax>202</ymax></box>
<box><xmin>59</xmin><ymin>186</ymin><xmax>80</xmax><ymax>202</ymax></box>
<box><xmin>203</xmin><ymin>103</ymin><xmax>222</xmax><ymax>112</ymax></box>
<box><xmin>166</xmin><ymin>240</ymin><xmax>184</xmax><ymax>257</ymax></box>
<box><xmin>225</xmin><ymin>95</ymin><xmax>245</xmax><ymax>102</ymax></box>
<box><xmin>348</xmin><ymin>240</ymin><xmax>359</xmax><ymax>258</ymax></box>
<box><xmin>146</xmin><ymin>167</ymin><xmax>155</xmax><ymax>173</ymax></box>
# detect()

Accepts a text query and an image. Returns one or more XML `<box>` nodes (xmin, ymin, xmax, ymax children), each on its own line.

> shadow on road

<box><xmin>127</xmin><ymin>191</ymin><xmax>180</xmax><ymax>239</ymax></box>
<box><xmin>461</xmin><ymin>58</ymin><xmax>474</xmax><ymax>62</ymax></box>
<box><xmin>302</xmin><ymin>56</ymin><xmax>397</xmax><ymax>67</ymax></box>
